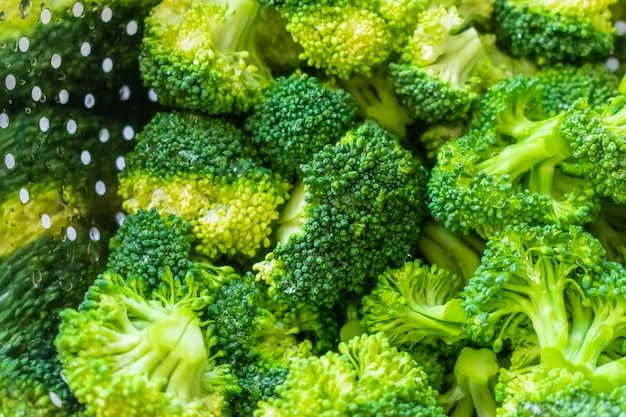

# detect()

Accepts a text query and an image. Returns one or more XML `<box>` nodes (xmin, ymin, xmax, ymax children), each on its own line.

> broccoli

<box><xmin>0</xmin><ymin>0</ymin><xmax>157</xmax><ymax>112</ymax></box>
<box><xmin>559</xmin><ymin>95</ymin><xmax>626</xmax><ymax>204</ymax></box>
<box><xmin>0</xmin><ymin>106</ymin><xmax>137</xmax><ymax>257</ymax></box>
<box><xmin>55</xmin><ymin>209</ymin><xmax>242</xmax><ymax>417</ymax></box>
<box><xmin>497</xmin><ymin>367</ymin><xmax>626</xmax><ymax>417</ymax></box>
<box><xmin>139</xmin><ymin>0</ymin><xmax>272</xmax><ymax>115</ymax></box>
<box><xmin>492</xmin><ymin>0</ymin><xmax>617</xmax><ymax>64</ymax></box>
<box><xmin>390</xmin><ymin>6</ymin><xmax>494</xmax><ymax>124</ymax></box>
<box><xmin>254</xmin><ymin>332</ymin><xmax>447</xmax><ymax>417</ymax></box>
<box><xmin>427</xmin><ymin>75</ymin><xmax>600</xmax><ymax>238</ymax></box>
<box><xmin>417</xmin><ymin>121</ymin><xmax>467</xmax><ymax>163</ymax></box>
<box><xmin>463</xmin><ymin>223</ymin><xmax>626</xmax><ymax>392</ymax></box>
<box><xmin>254</xmin><ymin>121</ymin><xmax>429</xmax><ymax>307</ymax></box>
<box><xmin>207</xmin><ymin>271</ymin><xmax>339</xmax><ymax>416</ymax></box>
<box><xmin>0</xmin><ymin>226</ymin><xmax>109</xmax><ymax>416</ymax></box>
<box><xmin>244</xmin><ymin>71</ymin><xmax>359</xmax><ymax>179</ymax></box>
<box><xmin>254</xmin><ymin>6</ymin><xmax>305</xmax><ymax>76</ymax></box>
<box><xmin>361</xmin><ymin>259</ymin><xmax>468</xmax><ymax>349</ymax></box>
<box><xmin>117</xmin><ymin>111</ymin><xmax>291</xmax><ymax>260</ymax></box>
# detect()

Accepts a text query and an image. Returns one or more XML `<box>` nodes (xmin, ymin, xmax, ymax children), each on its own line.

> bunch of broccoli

<box><xmin>3</xmin><ymin>0</ymin><xmax>626</xmax><ymax>416</ymax></box>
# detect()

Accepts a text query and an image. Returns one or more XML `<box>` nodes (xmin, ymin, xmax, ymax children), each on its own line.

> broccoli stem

<box><xmin>430</xmin><ymin>27</ymin><xmax>486</xmax><ymax>87</ymax></box>
<box><xmin>275</xmin><ymin>180</ymin><xmax>306</xmax><ymax>244</ymax></box>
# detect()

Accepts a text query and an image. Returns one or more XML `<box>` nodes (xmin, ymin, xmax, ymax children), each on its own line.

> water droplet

<box><xmin>58</xmin><ymin>278</ymin><xmax>73</xmax><ymax>291</ymax></box>
<box><xmin>19</xmin><ymin>0</ymin><xmax>32</xmax><ymax>18</ymax></box>
<box><xmin>56</xmin><ymin>146</ymin><xmax>65</xmax><ymax>156</ymax></box>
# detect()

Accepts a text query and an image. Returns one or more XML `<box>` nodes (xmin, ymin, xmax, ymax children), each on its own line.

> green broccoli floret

<box><xmin>587</xmin><ymin>199</ymin><xmax>626</xmax><ymax>266</ymax></box>
<box><xmin>390</xmin><ymin>6</ymin><xmax>494</xmax><ymax>124</ymax></box>
<box><xmin>361</xmin><ymin>259</ymin><xmax>468</xmax><ymax>349</ymax></box>
<box><xmin>427</xmin><ymin>75</ymin><xmax>600</xmax><ymax>238</ymax></box>
<box><xmin>497</xmin><ymin>367</ymin><xmax>626</xmax><ymax>417</ymax></box>
<box><xmin>437</xmin><ymin>347</ymin><xmax>500</xmax><ymax>417</ymax></box>
<box><xmin>244</xmin><ymin>72</ymin><xmax>359</xmax><ymax>179</ymax></box>
<box><xmin>0</xmin><ymin>226</ymin><xmax>110</xmax><ymax>416</ymax></box>
<box><xmin>117</xmin><ymin>111</ymin><xmax>291</xmax><ymax>260</ymax></box>
<box><xmin>254</xmin><ymin>6</ymin><xmax>305</xmax><ymax>76</ymax></box>
<box><xmin>492</xmin><ymin>0</ymin><xmax>617</xmax><ymax>64</ymax></box>
<box><xmin>139</xmin><ymin>0</ymin><xmax>273</xmax><ymax>115</ymax></box>
<box><xmin>56</xmin><ymin>266</ymin><xmax>241</xmax><ymax>417</ymax></box>
<box><xmin>207</xmin><ymin>271</ymin><xmax>338</xmax><ymax>416</ymax></box>
<box><xmin>1</xmin><ymin>0</ymin><xmax>157</xmax><ymax>112</ymax></box>
<box><xmin>463</xmin><ymin>223</ymin><xmax>626</xmax><ymax>392</ymax></box>
<box><xmin>418</xmin><ymin>121</ymin><xmax>467</xmax><ymax>162</ymax></box>
<box><xmin>415</xmin><ymin>220</ymin><xmax>486</xmax><ymax>283</ymax></box>
<box><xmin>255</xmin><ymin>332</ymin><xmax>446</xmax><ymax>417</ymax></box>
<box><xmin>560</xmin><ymin>95</ymin><xmax>626</xmax><ymax>204</ymax></box>
<box><xmin>528</xmin><ymin>62</ymin><xmax>620</xmax><ymax>117</ymax></box>
<box><xmin>255</xmin><ymin>121</ymin><xmax>429</xmax><ymax>307</ymax></box>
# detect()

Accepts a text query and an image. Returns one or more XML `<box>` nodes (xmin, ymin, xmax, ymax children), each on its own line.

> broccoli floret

<box><xmin>117</xmin><ymin>111</ymin><xmax>291</xmax><ymax>260</ymax></box>
<box><xmin>1</xmin><ymin>0</ymin><xmax>157</xmax><ymax>112</ymax></box>
<box><xmin>418</xmin><ymin>121</ymin><xmax>467</xmax><ymax>162</ymax></box>
<box><xmin>493</xmin><ymin>0</ymin><xmax>617</xmax><ymax>64</ymax></box>
<box><xmin>390</xmin><ymin>6</ymin><xmax>493</xmax><ymax>124</ymax></box>
<box><xmin>437</xmin><ymin>347</ymin><xmax>500</xmax><ymax>417</ymax></box>
<box><xmin>414</xmin><ymin>220</ymin><xmax>486</xmax><ymax>283</ymax></box>
<box><xmin>56</xmin><ymin>267</ymin><xmax>241</xmax><ymax>417</ymax></box>
<box><xmin>560</xmin><ymin>95</ymin><xmax>626</xmax><ymax>204</ymax></box>
<box><xmin>498</xmin><ymin>367</ymin><xmax>626</xmax><ymax>417</ymax></box>
<box><xmin>255</xmin><ymin>121</ymin><xmax>429</xmax><ymax>307</ymax></box>
<box><xmin>207</xmin><ymin>271</ymin><xmax>338</xmax><ymax>416</ymax></box>
<box><xmin>255</xmin><ymin>332</ymin><xmax>446</xmax><ymax>417</ymax></box>
<box><xmin>244</xmin><ymin>72</ymin><xmax>359</xmax><ymax>179</ymax></box>
<box><xmin>463</xmin><ymin>223</ymin><xmax>626</xmax><ymax>392</ymax></box>
<box><xmin>427</xmin><ymin>75</ymin><xmax>600</xmax><ymax>238</ymax></box>
<box><xmin>587</xmin><ymin>199</ymin><xmax>626</xmax><ymax>266</ymax></box>
<box><xmin>528</xmin><ymin>62</ymin><xmax>620</xmax><ymax>117</ymax></box>
<box><xmin>139</xmin><ymin>0</ymin><xmax>272</xmax><ymax>115</ymax></box>
<box><xmin>0</xmin><ymin>228</ymin><xmax>109</xmax><ymax>416</ymax></box>
<box><xmin>254</xmin><ymin>6</ymin><xmax>305</xmax><ymax>76</ymax></box>
<box><xmin>361</xmin><ymin>259</ymin><xmax>468</xmax><ymax>348</ymax></box>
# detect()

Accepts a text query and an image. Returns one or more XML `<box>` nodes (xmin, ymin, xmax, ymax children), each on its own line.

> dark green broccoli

<box><xmin>427</xmin><ymin>75</ymin><xmax>600</xmax><ymax>238</ymax></box>
<box><xmin>255</xmin><ymin>332</ymin><xmax>447</xmax><ymax>417</ymax></box>
<box><xmin>390</xmin><ymin>6</ymin><xmax>494</xmax><ymax>124</ymax></box>
<box><xmin>117</xmin><ymin>111</ymin><xmax>291</xmax><ymax>260</ymax></box>
<box><xmin>244</xmin><ymin>72</ymin><xmax>359</xmax><ymax>179</ymax></box>
<box><xmin>492</xmin><ymin>0</ymin><xmax>617</xmax><ymax>64</ymax></box>
<box><xmin>139</xmin><ymin>0</ymin><xmax>273</xmax><ymax>115</ymax></box>
<box><xmin>254</xmin><ymin>121</ymin><xmax>429</xmax><ymax>307</ymax></box>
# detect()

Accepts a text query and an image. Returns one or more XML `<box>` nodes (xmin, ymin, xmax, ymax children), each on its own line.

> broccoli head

<box><xmin>117</xmin><ymin>111</ymin><xmax>291</xmax><ymax>260</ymax></box>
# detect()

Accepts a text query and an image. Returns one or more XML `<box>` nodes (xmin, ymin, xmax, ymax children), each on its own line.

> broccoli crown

<box><xmin>279</xmin><ymin>0</ymin><xmax>397</xmax><ymax>78</ymax></box>
<box><xmin>244</xmin><ymin>72</ymin><xmax>359</xmax><ymax>179</ymax></box>
<box><xmin>560</xmin><ymin>95</ymin><xmax>626</xmax><ymax>204</ymax></box>
<box><xmin>498</xmin><ymin>367</ymin><xmax>626</xmax><ymax>417</ymax></box>
<box><xmin>427</xmin><ymin>75</ymin><xmax>599</xmax><ymax>238</ymax></box>
<box><xmin>0</xmin><ymin>0</ymin><xmax>157</xmax><ymax>112</ymax></box>
<box><xmin>139</xmin><ymin>0</ymin><xmax>272</xmax><ymax>115</ymax></box>
<box><xmin>390</xmin><ymin>6</ymin><xmax>492</xmax><ymax>124</ymax></box>
<box><xmin>56</xmin><ymin>268</ymin><xmax>241</xmax><ymax>417</ymax></box>
<box><xmin>255</xmin><ymin>332</ymin><xmax>446</xmax><ymax>417</ymax></box>
<box><xmin>361</xmin><ymin>260</ymin><xmax>468</xmax><ymax>348</ymax></box>
<box><xmin>463</xmin><ymin>223</ymin><xmax>626</xmax><ymax>391</ymax></box>
<box><xmin>256</xmin><ymin>121</ymin><xmax>429</xmax><ymax>307</ymax></box>
<box><xmin>493</xmin><ymin>0</ymin><xmax>617</xmax><ymax>64</ymax></box>
<box><xmin>0</xmin><ymin>231</ymin><xmax>108</xmax><ymax>417</ymax></box>
<box><xmin>529</xmin><ymin>62</ymin><xmax>620</xmax><ymax>118</ymax></box>
<box><xmin>118</xmin><ymin>111</ymin><xmax>291</xmax><ymax>260</ymax></box>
